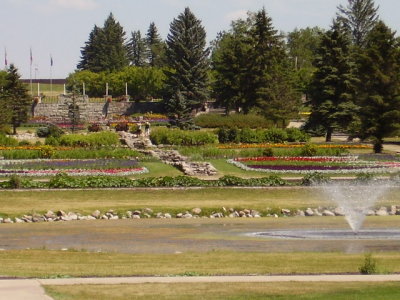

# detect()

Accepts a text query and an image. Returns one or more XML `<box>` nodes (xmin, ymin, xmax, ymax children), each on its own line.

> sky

<box><xmin>1</xmin><ymin>0</ymin><xmax>399</xmax><ymax>79</ymax></box>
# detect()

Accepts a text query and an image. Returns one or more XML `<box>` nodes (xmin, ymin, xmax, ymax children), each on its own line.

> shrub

<box><xmin>58</xmin><ymin>132</ymin><xmax>120</xmax><ymax>148</ymax></box>
<box><xmin>300</xmin><ymin>144</ymin><xmax>318</xmax><ymax>156</ymax></box>
<box><xmin>18</xmin><ymin>140</ymin><xmax>31</xmax><ymax>146</ymax></box>
<box><xmin>36</xmin><ymin>124</ymin><xmax>64</xmax><ymax>138</ymax></box>
<box><xmin>8</xmin><ymin>175</ymin><xmax>22</xmax><ymax>189</ymax></box>
<box><xmin>0</xmin><ymin>134</ymin><xmax>18</xmax><ymax>146</ymax></box>
<box><xmin>0</xmin><ymin>125</ymin><xmax>12</xmax><ymax>135</ymax></box>
<box><xmin>88</xmin><ymin>123</ymin><xmax>102</xmax><ymax>132</ymax></box>
<box><xmin>36</xmin><ymin>127</ymin><xmax>50</xmax><ymax>137</ymax></box>
<box><xmin>239</xmin><ymin>128</ymin><xmax>264</xmax><ymax>143</ymax></box>
<box><xmin>150</xmin><ymin>128</ymin><xmax>218</xmax><ymax>146</ymax></box>
<box><xmin>301</xmin><ymin>172</ymin><xmax>330</xmax><ymax>186</ymax></box>
<box><xmin>115</xmin><ymin>122</ymin><xmax>129</xmax><ymax>132</ymax></box>
<box><xmin>359</xmin><ymin>253</ymin><xmax>377</xmax><ymax>274</ymax></box>
<box><xmin>194</xmin><ymin>113</ymin><xmax>272</xmax><ymax>129</ymax></box>
<box><xmin>264</xmin><ymin>128</ymin><xmax>288</xmax><ymax>143</ymax></box>
<box><xmin>356</xmin><ymin>173</ymin><xmax>376</xmax><ymax>182</ymax></box>
<box><xmin>39</xmin><ymin>145</ymin><xmax>55</xmax><ymax>158</ymax></box>
<box><xmin>262</xmin><ymin>148</ymin><xmax>274</xmax><ymax>157</ymax></box>
<box><xmin>286</xmin><ymin>128</ymin><xmax>310</xmax><ymax>142</ymax></box>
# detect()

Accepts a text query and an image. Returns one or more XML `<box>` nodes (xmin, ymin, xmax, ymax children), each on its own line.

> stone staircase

<box><xmin>119</xmin><ymin>132</ymin><xmax>218</xmax><ymax>176</ymax></box>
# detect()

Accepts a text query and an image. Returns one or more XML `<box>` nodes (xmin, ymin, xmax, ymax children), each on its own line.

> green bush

<box><xmin>150</xmin><ymin>128</ymin><xmax>218</xmax><ymax>146</ymax></box>
<box><xmin>359</xmin><ymin>253</ymin><xmax>377</xmax><ymax>274</ymax></box>
<box><xmin>36</xmin><ymin>124</ymin><xmax>64</xmax><ymax>138</ymax></box>
<box><xmin>0</xmin><ymin>125</ymin><xmax>12</xmax><ymax>135</ymax></box>
<box><xmin>18</xmin><ymin>140</ymin><xmax>31</xmax><ymax>146</ymax></box>
<box><xmin>8</xmin><ymin>175</ymin><xmax>22</xmax><ymax>189</ymax></box>
<box><xmin>300</xmin><ymin>144</ymin><xmax>318</xmax><ymax>156</ymax></box>
<box><xmin>0</xmin><ymin>134</ymin><xmax>18</xmax><ymax>146</ymax></box>
<box><xmin>262</xmin><ymin>148</ymin><xmax>274</xmax><ymax>157</ymax></box>
<box><xmin>39</xmin><ymin>145</ymin><xmax>55</xmax><ymax>158</ymax></box>
<box><xmin>301</xmin><ymin>172</ymin><xmax>330</xmax><ymax>186</ymax></box>
<box><xmin>57</xmin><ymin>131</ymin><xmax>120</xmax><ymax>148</ymax></box>
<box><xmin>264</xmin><ymin>128</ymin><xmax>288</xmax><ymax>143</ymax></box>
<box><xmin>286</xmin><ymin>128</ymin><xmax>310</xmax><ymax>142</ymax></box>
<box><xmin>194</xmin><ymin>113</ymin><xmax>272</xmax><ymax>129</ymax></box>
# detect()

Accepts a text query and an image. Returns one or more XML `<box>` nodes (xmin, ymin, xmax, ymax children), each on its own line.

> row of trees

<box><xmin>78</xmin><ymin>14</ymin><xmax>166</xmax><ymax>72</ymax></box>
<box><xmin>72</xmin><ymin>1</ymin><xmax>399</xmax><ymax>151</ymax></box>
<box><xmin>306</xmin><ymin>0</ymin><xmax>400</xmax><ymax>152</ymax></box>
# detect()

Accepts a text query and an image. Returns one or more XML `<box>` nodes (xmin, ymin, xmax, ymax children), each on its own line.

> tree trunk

<box><xmin>325</xmin><ymin>128</ymin><xmax>333</xmax><ymax>142</ymax></box>
<box><xmin>373</xmin><ymin>139</ymin><xmax>383</xmax><ymax>153</ymax></box>
<box><xmin>12</xmin><ymin>123</ymin><xmax>17</xmax><ymax>135</ymax></box>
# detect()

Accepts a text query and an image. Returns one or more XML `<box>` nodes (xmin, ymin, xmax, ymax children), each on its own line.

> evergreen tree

<box><xmin>357</xmin><ymin>21</ymin><xmax>400</xmax><ymax>153</ymax></box>
<box><xmin>337</xmin><ymin>0</ymin><xmax>379</xmax><ymax>47</ymax></box>
<box><xmin>249</xmin><ymin>8</ymin><xmax>300</xmax><ymax>124</ymax></box>
<box><xmin>128</xmin><ymin>30</ymin><xmax>148</xmax><ymax>66</ymax></box>
<box><xmin>307</xmin><ymin>21</ymin><xmax>360</xmax><ymax>142</ymax></box>
<box><xmin>212</xmin><ymin>19</ymin><xmax>253</xmax><ymax>113</ymax></box>
<box><xmin>166</xmin><ymin>90</ymin><xmax>192</xmax><ymax>129</ymax></box>
<box><xmin>0</xmin><ymin>64</ymin><xmax>31</xmax><ymax>134</ymax></box>
<box><xmin>146</xmin><ymin>22</ymin><xmax>166</xmax><ymax>67</ymax></box>
<box><xmin>77</xmin><ymin>13</ymin><xmax>129</xmax><ymax>72</ymax></box>
<box><xmin>164</xmin><ymin>7</ymin><xmax>210</xmax><ymax>119</ymax></box>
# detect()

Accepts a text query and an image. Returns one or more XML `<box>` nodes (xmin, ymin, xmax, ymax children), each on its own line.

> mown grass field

<box><xmin>1</xmin><ymin>249</ymin><xmax>400</xmax><ymax>278</ymax></box>
<box><xmin>1</xmin><ymin>187</ymin><xmax>399</xmax><ymax>217</ymax></box>
<box><xmin>45</xmin><ymin>282</ymin><xmax>400</xmax><ymax>300</ymax></box>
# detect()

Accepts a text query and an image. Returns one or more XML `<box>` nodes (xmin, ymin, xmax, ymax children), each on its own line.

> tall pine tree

<box><xmin>357</xmin><ymin>21</ymin><xmax>400</xmax><ymax>153</ymax></box>
<box><xmin>77</xmin><ymin>13</ymin><xmax>129</xmax><ymax>72</ymax></box>
<box><xmin>164</xmin><ymin>7</ymin><xmax>210</xmax><ymax>124</ymax></box>
<box><xmin>337</xmin><ymin>0</ymin><xmax>379</xmax><ymax>47</ymax></box>
<box><xmin>128</xmin><ymin>30</ymin><xmax>148</xmax><ymax>66</ymax></box>
<box><xmin>146</xmin><ymin>22</ymin><xmax>166</xmax><ymax>67</ymax></box>
<box><xmin>212</xmin><ymin>19</ymin><xmax>253</xmax><ymax>113</ymax></box>
<box><xmin>307</xmin><ymin>21</ymin><xmax>359</xmax><ymax>142</ymax></box>
<box><xmin>0</xmin><ymin>64</ymin><xmax>31</xmax><ymax>135</ymax></box>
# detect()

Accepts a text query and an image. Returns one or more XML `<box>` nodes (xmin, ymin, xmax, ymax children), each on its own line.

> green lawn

<box><xmin>1</xmin><ymin>187</ymin><xmax>398</xmax><ymax>217</ymax></box>
<box><xmin>44</xmin><ymin>282</ymin><xmax>400</xmax><ymax>300</ymax></box>
<box><xmin>1</xmin><ymin>249</ymin><xmax>400</xmax><ymax>278</ymax></box>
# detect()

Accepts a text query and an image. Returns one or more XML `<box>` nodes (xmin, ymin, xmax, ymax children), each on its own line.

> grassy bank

<box><xmin>1</xmin><ymin>249</ymin><xmax>400</xmax><ymax>278</ymax></box>
<box><xmin>45</xmin><ymin>282</ymin><xmax>400</xmax><ymax>300</ymax></box>
<box><xmin>0</xmin><ymin>187</ymin><xmax>399</xmax><ymax>217</ymax></box>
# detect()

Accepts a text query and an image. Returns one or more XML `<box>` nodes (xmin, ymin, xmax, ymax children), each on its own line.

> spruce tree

<box><xmin>166</xmin><ymin>90</ymin><xmax>192</xmax><ymax>129</ymax></box>
<box><xmin>212</xmin><ymin>19</ymin><xmax>253</xmax><ymax>113</ymax></box>
<box><xmin>307</xmin><ymin>21</ymin><xmax>359</xmax><ymax>142</ymax></box>
<box><xmin>164</xmin><ymin>7</ymin><xmax>210</xmax><ymax>121</ymax></box>
<box><xmin>129</xmin><ymin>30</ymin><xmax>148</xmax><ymax>66</ymax></box>
<box><xmin>357</xmin><ymin>21</ymin><xmax>400</xmax><ymax>153</ymax></box>
<box><xmin>77</xmin><ymin>13</ymin><xmax>129</xmax><ymax>72</ymax></box>
<box><xmin>146</xmin><ymin>22</ymin><xmax>166</xmax><ymax>67</ymax></box>
<box><xmin>0</xmin><ymin>64</ymin><xmax>31</xmax><ymax>134</ymax></box>
<box><xmin>249</xmin><ymin>8</ymin><xmax>300</xmax><ymax>125</ymax></box>
<box><xmin>337</xmin><ymin>0</ymin><xmax>379</xmax><ymax>47</ymax></box>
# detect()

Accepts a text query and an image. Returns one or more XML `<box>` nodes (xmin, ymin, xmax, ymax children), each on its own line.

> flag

<box><xmin>50</xmin><ymin>55</ymin><xmax>53</xmax><ymax>67</ymax></box>
<box><xmin>30</xmin><ymin>48</ymin><xmax>33</xmax><ymax>66</ymax></box>
<box><xmin>4</xmin><ymin>48</ymin><xmax>7</xmax><ymax>67</ymax></box>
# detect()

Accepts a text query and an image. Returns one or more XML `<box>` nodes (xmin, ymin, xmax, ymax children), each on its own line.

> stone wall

<box><xmin>32</xmin><ymin>95</ymin><xmax>163</xmax><ymax>122</ymax></box>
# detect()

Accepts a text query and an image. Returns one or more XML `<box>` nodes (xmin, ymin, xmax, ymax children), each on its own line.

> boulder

<box><xmin>334</xmin><ymin>207</ymin><xmax>345</xmax><ymax>216</ymax></box>
<box><xmin>322</xmin><ymin>210</ymin><xmax>335</xmax><ymax>217</ymax></box>
<box><xmin>91</xmin><ymin>210</ymin><xmax>101</xmax><ymax>219</ymax></box>
<box><xmin>192</xmin><ymin>208</ymin><xmax>202</xmax><ymax>215</ymax></box>
<box><xmin>305</xmin><ymin>208</ymin><xmax>314</xmax><ymax>216</ymax></box>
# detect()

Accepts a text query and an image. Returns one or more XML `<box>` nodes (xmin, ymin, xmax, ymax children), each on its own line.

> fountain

<box><xmin>252</xmin><ymin>180</ymin><xmax>400</xmax><ymax>240</ymax></box>
<box><xmin>320</xmin><ymin>181</ymin><xmax>389</xmax><ymax>233</ymax></box>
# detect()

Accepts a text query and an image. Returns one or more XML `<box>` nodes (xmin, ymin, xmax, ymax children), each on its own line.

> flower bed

<box><xmin>228</xmin><ymin>156</ymin><xmax>400</xmax><ymax>174</ymax></box>
<box><xmin>0</xmin><ymin>159</ymin><xmax>147</xmax><ymax>177</ymax></box>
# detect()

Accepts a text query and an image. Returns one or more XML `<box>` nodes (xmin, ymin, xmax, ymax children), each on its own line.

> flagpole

<box><xmin>30</xmin><ymin>48</ymin><xmax>33</xmax><ymax>96</ymax></box>
<box><xmin>50</xmin><ymin>54</ymin><xmax>53</xmax><ymax>96</ymax></box>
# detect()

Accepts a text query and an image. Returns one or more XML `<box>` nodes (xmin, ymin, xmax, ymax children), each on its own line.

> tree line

<box><xmin>1</xmin><ymin>0</ymin><xmax>399</xmax><ymax>152</ymax></box>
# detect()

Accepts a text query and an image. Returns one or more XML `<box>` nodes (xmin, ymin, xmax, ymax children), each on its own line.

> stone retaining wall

<box><xmin>32</xmin><ymin>95</ymin><xmax>163</xmax><ymax>122</ymax></box>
